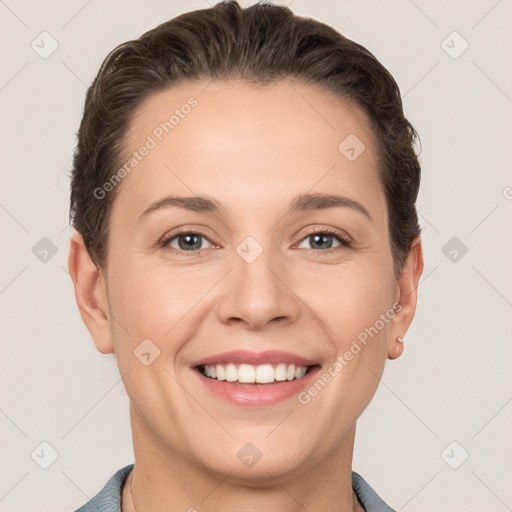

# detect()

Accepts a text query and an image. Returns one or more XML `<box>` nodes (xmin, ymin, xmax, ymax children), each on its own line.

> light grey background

<box><xmin>1</xmin><ymin>1</ymin><xmax>511</xmax><ymax>511</ymax></box>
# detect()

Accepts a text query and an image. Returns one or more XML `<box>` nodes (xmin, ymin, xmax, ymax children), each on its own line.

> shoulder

<box><xmin>71</xmin><ymin>464</ymin><xmax>134</xmax><ymax>512</ymax></box>
<box><xmin>352</xmin><ymin>471</ymin><xmax>396</xmax><ymax>512</ymax></box>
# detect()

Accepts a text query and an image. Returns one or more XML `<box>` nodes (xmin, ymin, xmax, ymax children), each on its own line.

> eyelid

<box><xmin>159</xmin><ymin>226</ymin><xmax>219</xmax><ymax>251</ymax></box>
<box><xmin>160</xmin><ymin>225</ymin><xmax>217</xmax><ymax>242</ymax></box>
<box><xmin>294</xmin><ymin>225</ymin><xmax>353</xmax><ymax>246</ymax></box>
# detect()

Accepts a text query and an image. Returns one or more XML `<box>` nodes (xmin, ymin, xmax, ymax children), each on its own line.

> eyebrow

<box><xmin>137</xmin><ymin>192</ymin><xmax>372</xmax><ymax>223</ymax></box>
<box><xmin>289</xmin><ymin>193</ymin><xmax>371</xmax><ymax>220</ymax></box>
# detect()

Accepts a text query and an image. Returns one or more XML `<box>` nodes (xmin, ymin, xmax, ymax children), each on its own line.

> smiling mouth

<box><xmin>196</xmin><ymin>363</ymin><xmax>319</xmax><ymax>385</ymax></box>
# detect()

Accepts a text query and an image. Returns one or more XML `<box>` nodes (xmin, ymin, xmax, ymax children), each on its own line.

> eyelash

<box><xmin>159</xmin><ymin>226</ymin><xmax>352</xmax><ymax>256</ymax></box>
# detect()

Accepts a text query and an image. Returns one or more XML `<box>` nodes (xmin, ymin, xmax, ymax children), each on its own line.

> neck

<box><xmin>122</xmin><ymin>410</ymin><xmax>361</xmax><ymax>512</ymax></box>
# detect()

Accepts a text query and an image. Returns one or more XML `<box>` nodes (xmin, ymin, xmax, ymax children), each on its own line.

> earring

<box><xmin>397</xmin><ymin>337</ymin><xmax>404</xmax><ymax>343</ymax></box>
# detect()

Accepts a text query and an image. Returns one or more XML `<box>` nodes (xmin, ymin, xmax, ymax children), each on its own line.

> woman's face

<box><xmin>74</xmin><ymin>80</ymin><xmax>421</xmax><ymax>482</ymax></box>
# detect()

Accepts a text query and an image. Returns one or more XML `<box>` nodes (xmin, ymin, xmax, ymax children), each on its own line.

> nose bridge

<box><xmin>216</xmin><ymin>234</ymin><xmax>300</xmax><ymax>329</ymax></box>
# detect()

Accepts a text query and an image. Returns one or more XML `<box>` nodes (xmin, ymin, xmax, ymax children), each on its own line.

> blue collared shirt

<box><xmin>73</xmin><ymin>464</ymin><xmax>396</xmax><ymax>511</ymax></box>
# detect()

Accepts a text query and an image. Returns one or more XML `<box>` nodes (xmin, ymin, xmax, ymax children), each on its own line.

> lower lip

<box><xmin>194</xmin><ymin>366</ymin><xmax>321</xmax><ymax>406</ymax></box>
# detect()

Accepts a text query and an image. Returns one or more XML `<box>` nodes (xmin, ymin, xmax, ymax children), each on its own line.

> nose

<box><xmin>216</xmin><ymin>248</ymin><xmax>301</xmax><ymax>330</ymax></box>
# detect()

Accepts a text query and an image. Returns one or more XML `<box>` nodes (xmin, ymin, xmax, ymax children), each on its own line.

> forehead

<box><xmin>114</xmin><ymin>79</ymin><xmax>385</xmax><ymax>225</ymax></box>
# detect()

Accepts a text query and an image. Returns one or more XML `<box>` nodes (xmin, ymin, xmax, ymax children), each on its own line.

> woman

<box><xmin>68</xmin><ymin>1</ymin><xmax>423</xmax><ymax>510</ymax></box>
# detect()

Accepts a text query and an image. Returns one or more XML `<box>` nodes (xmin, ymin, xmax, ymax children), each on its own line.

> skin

<box><xmin>68</xmin><ymin>79</ymin><xmax>423</xmax><ymax>512</ymax></box>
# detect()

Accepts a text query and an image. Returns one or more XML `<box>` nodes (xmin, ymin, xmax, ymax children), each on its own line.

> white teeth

<box><xmin>274</xmin><ymin>363</ymin><xmax>287</xmax><ymax>381</ymax></box>
<box><xmin>238</xmin><ymin>364</ymin><xmax>255</xmax><ymax>383</ymax></box>
<box><xmin>295</xmin><ymin>366</ymin><xmax>307</xmax><ymax>379</ymax></box>
<box><xmin>255</xmin><ymin>364</ymin><xmax>274</xmax><ymax>384</ymax></box>
<box><xmin>201</xmin><ymin>363</ymin><xmax>310</xmax><ymax>383</ymax></box>
<box><xmin>225</xmin><ymin>363</ymin><xmax>237</xmax><ymax>382</ymax></box>
<box><xmin>215</xmin><ymin>364</ymin><xmax>226</xmax><ymax>381</ymax></box>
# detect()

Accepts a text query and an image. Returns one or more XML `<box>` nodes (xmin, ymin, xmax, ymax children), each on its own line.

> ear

<box><xmin>68</xmin><ymin>230</ymin><xmax>114</xmax><ymax>354</ymax></box>
<box><xmin>387</xmin><ymin>236</ymin><xmax>424</xmax><ymax>360</ymax></box>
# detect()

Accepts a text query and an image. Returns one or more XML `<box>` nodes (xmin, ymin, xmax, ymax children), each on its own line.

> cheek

<box><xmin>295</xmin><ymin>261</ymin><xmax>394</xmax><ymax>413</ymax></box>
<box><xmin>110</xmin><ymin>259</ymin><xmax>194</xmax><ymax>329</ymax></box>
<box><xmin>290</xmin><ymin>268</ymin><xmax>394</xmax><ymax>453</ymax></box>
<box><xmin>106</xmin><ymin>260</ymin><xmax>201</xmax><ymax>423</ymax></box>
<box><xmin>325</xmin><ymin>270</ymin><xmax>394</xmax><ymax>393</ymax></box>
<box><xmin>297</xmin><ymin>262</ymin><xmax>394</xmax><ymax>347</ymax></box>
<box><xmin>107</xmin><ymin>257</ymin><xmax>223</xmax><ymax>366</ymax></box>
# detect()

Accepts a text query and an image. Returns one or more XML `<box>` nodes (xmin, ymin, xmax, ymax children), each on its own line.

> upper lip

<box><xmin>190</xmin><ymin>350</ymin><xmax>317</xmax><ymax>367</ymax></box>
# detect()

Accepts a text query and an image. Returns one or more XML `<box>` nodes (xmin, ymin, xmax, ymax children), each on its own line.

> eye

<box><xmin>296</xmin><ymin>227</ymin><xmax>352</xmax><ymax>251</ymax></box>
<box><xmin>161</xmin><ymin>231</ymin><xmax>214</xmax><ymax>254</ymax></box>
<box><xmin>159</xmin><ymin>226</ymin><xmax>352</xmax><ymax>255</ymax></box>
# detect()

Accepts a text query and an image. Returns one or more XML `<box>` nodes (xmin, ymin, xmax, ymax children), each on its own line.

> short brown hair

<box><xmin>69</xmin><ymin>0</ymin><xmax>421</xmax><ymax>275</ymax></box>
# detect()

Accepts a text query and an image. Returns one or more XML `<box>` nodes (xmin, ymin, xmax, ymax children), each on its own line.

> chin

<box><xmin>194</xmin><ymin>438</ymin><xmax>315</xmax><ymax>486</ymax></box>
